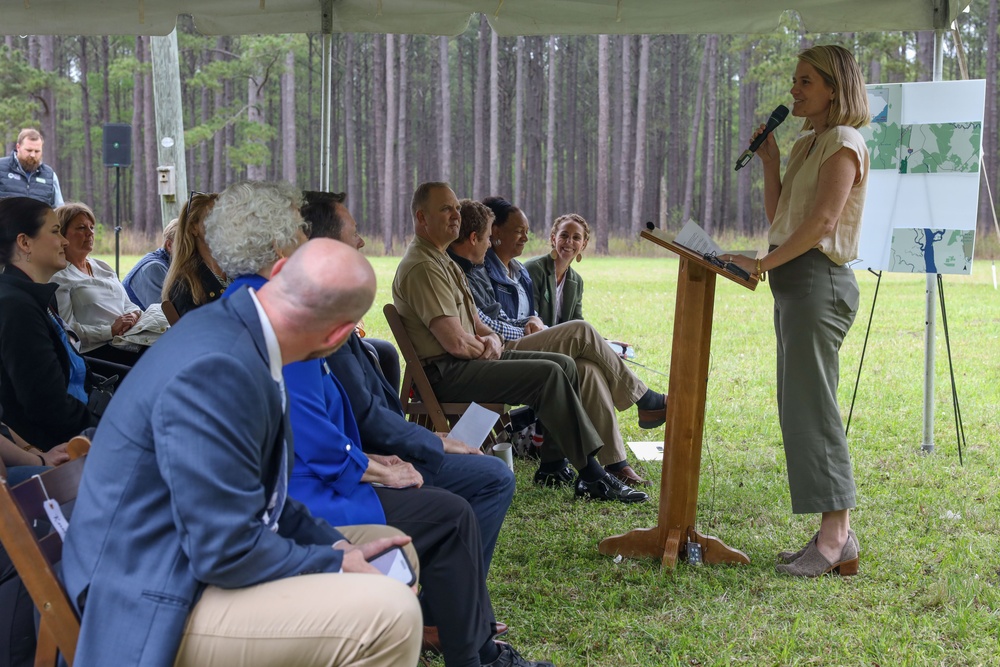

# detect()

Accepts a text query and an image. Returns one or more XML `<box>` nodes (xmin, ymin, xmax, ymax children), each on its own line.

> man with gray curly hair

<box><xmin>204</xmin><ymin>180</ymin><xmax>309</xmax><ymax>279</ymax></box>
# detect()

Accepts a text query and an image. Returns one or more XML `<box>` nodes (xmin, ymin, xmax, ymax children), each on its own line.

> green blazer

<box><xmin>524</xmin><ymin>253</ymin><xmax>584</xmax><ymax>327</ymax></box>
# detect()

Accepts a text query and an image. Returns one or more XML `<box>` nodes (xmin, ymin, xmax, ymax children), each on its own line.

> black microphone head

<box><xmin>646</xmin><ymin>221</ymin><xmax>655</xmax><ymax>230</ymax></box>
<box><xmin>767</xmin><ymin>105</ymin><xmax>789</xmax><ymax>130</ymax></box>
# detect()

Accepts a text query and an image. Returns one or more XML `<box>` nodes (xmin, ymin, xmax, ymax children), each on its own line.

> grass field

<box><xmin>103</xmin><ymin>251</ymin><xmax>1000</xmax><ymax>666</ymax></box>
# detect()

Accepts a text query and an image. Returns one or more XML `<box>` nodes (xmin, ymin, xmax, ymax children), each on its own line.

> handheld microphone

<box><xmin>734</xmin><ymin>104</ymin><xmax>789</xmax><ymax>171</ymax></box>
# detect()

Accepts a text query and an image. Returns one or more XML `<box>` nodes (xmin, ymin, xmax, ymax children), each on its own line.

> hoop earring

<box><xmin>575</xmin><ymin>253</ymin><xmax>582</xmax><ymax>263</ymax></box>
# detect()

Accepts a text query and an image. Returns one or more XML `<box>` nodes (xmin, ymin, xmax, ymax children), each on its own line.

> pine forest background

<box><xmin>2</xmin><ymin>5</ymin><xmax>998</xmax><ymax>254</ymax></box>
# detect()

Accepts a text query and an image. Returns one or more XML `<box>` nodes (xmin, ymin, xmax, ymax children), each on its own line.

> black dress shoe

<box><xmin>533</xmin><ymin>463</ymin><xmax>575</xmax><ymax>487</ymax></box>
<box><xmin>483</xmin><ymin>641</ymin><xmax>555</xmax><ymax>667</ymax></box>
<box><xmin>574</xmin><ymin>472</ymin><xmax>649</xmax><ymax>503</ymax></box>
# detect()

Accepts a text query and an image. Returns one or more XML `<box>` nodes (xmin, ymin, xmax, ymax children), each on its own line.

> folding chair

<box><xmin>0</xmin><ymin>456</ymin><xmax>86</xmax><ymax>666</ymax></box>
<box><xmin>382</xmin><ymin>304</ymin><xmax>510</xmax><ymax>450</ymax></box>
<box><xmin>161</xmin><ymin>300</ymin><xmax>181</xmax><ymax>326</ymax></box>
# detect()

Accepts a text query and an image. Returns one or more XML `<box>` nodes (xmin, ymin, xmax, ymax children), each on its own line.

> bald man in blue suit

<box><xmin>61</xmin><ymin>239</ymin><xmax>421</xmax><ymax>667</ymax></box>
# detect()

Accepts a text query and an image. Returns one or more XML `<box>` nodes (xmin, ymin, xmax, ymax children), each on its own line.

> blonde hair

<box><xmin>798</xmin><ymin>45</ymin><xmax>870</xmax><ymax>131</ymax></box>
<box><xmin>161</xmin><ymin>193</ymin><xmax>219</xmax><ymax>305</ymax></box>
<box><xmin>55</xmin><ymin>202</ymin><xmax>96</xmax><ymax>236</ymax></box>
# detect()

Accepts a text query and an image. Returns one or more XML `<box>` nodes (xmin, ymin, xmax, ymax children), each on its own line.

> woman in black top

<box><xmin>0</xmin><ymin>197</ymin><xmax>95</xmax><ymax>450</ymax></box>
<box><xmin>161</xmin><ymin>192</ymin><xmax>228</xmax><ymax>318</ymax></box>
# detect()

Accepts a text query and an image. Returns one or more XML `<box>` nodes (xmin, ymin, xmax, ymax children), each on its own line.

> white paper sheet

<box><xmin>447</xmin><ymin>402</ymin><xmax>500</xmax><ymax>449</ymax></box>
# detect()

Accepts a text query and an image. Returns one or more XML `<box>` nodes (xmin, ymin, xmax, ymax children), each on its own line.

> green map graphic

<box><xmin>899</xmin><ymin>123</ymin><xmax>981</xmax><ymax>173</ymax></box>
<box><xmin>862</xmin><ymin>122</ymin><xmax>902</xmax><ymax>169</ymax></box>
<box><xmin>888</xmin><ymin>228</ymin><xmax>975</xmax><ymax>275</ymax></box>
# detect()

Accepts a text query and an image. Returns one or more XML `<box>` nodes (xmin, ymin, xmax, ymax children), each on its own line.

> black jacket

<box><xmin>0</xmin><ymin>266</ymin><xmax>93</xmax><ymax>449</ymax></box>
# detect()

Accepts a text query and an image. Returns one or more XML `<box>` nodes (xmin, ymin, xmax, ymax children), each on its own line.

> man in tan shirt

<box><xmin>392</xmin><ymin>182</ymin><xmax>647</xmax><ymax>504</ymax></box>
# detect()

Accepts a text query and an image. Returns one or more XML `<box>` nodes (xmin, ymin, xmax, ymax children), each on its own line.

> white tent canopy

<box><xmin>1</xmin><ymin>0</ymin><xmax>971</xmax><ymax>37</ymax></box>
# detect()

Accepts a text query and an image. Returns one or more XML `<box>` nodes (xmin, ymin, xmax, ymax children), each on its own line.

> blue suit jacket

<box><xmin>61</xmin><ymin>287</ymin><xmax>346</xmax><ymax>667</ymax></box>
<box><xmin>327</xmin><ymin>333</ymin><xmax>446</xmax><ymax>477</ymax></box>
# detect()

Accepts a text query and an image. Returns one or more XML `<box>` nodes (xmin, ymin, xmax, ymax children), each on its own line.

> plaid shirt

<box><xmin>477</xmin><ymin>307</ymin><xmax>526</xmax><ymax>342</ymax></box>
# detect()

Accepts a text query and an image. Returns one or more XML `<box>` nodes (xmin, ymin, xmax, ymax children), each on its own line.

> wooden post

<box><xmin>599</xmin><ymin>231</ymin><xmax>754</xmax><ymax>568</ymax></box>
<box><xmin>150</xmin><ymin>29</ymin><xmax>188</xmax><ymax>226</ymax></box>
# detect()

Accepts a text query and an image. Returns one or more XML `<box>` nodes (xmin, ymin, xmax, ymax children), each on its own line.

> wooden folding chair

<box><xmin>382</xmin><ymin>304</ymin><xmax>510</xmax><ymax>450</ymax></box>
<box><xmin>0</xmin><ymin>456</ymin><xmax>86</xmax><ymax>666</ymax></box>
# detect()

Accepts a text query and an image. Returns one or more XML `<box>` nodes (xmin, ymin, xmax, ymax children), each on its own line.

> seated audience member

<box><xmin>301</xmin><ymin>190</ymin><xmax>515</xmax><ymax>574</ymax></box>
<box><xmin>301</xmin><ymin>191</ymin><xmax>401</xmax><ymax>391</ymax></box>
<box><xmin>51</xmin><ymin>202</ymin><xmax>146</xmax><ymax>364</ymax></box>
<box><xmin>61</xmin><ymin>235</ymin><xmax>423</xmax><ymax>667</ymax></box>
<box><xmin>161</xmin><ymin>192</ymin><xmax>228</xmax><ymax>318</ymax></box>
<box><xmin>393</xmin><ymin>182</ymin><xmax>647</xmax><ymax>503</ymax></box>
<box><xmin>209</xmin><ymin>182</ymin><xmax>541</xmax><ymax>667</ymax></box>
<box><xmin>0</xmin><ymin>197</ymin><xmax>97</xmax><ymax>450</ymax></box>
<box><xmin>480</xmin><ymin>197</ymin><xmax>540</xmax><ymax>326</ymax></box>
<box><xmin>524</xmin><ymin>213</ymin><xmax>590</xmax><ymax>326</ymax></box>
<box><xmin>451</xmin><ymin>200</ymin><xmax>663</xmax><ymax>487</ymax></box>
<box><xmin>123</xmin><ymin>218</ymin><xmax>178</xmax><ymax>309</ymax></box>
<box><xmin>0</xmin><ymin>411</ymin><xmax>70</xmax><ymax>667</ymax></box>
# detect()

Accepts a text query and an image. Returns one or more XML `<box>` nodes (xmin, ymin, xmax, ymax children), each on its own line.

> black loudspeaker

<box><xmin>102</xmin><ymin>123</ymin><xmax>132</xmax><ymax>167</ymax></box>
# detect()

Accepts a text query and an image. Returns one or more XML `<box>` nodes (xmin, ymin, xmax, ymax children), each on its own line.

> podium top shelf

<box><xmin>641</xmin><ymin>229</ymin><xmax>758</xmax><ymax>291</ymax></box>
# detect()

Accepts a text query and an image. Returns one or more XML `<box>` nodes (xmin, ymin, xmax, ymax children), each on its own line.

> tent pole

<box><xmin>921</xmin><ymin>30</ymin><xmax>946</xmax><ymax>454</ymax></box>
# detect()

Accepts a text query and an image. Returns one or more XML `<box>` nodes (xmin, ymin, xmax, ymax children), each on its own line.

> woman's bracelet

<box><xmin>755</xmin><ymin>257</ymin><xmax>767</xmax><ymax>282</ymax></box>
<box><xmin>37</xmin><ymin>453</ymin><xmax>45</xmax><ymax>466</ymax></box>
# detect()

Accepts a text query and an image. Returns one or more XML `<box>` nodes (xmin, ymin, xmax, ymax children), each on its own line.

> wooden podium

<box><xmin>598</xmin><ymin>228</ymin><xmax>757</xmax><ymax>569</ymax></box>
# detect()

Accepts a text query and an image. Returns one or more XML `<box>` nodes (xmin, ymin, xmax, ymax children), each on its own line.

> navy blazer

<box><xmin>61</xmin><ymin>287</ymin><xmax>346</xmax><ymax>667</ymax></box>
<box><xmin>326</xmin><ymin>333</ymin><xmax>445</xmax><ymax>477</ymax></box>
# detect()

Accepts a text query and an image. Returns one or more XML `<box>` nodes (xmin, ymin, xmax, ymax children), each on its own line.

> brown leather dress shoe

<box><xmin>423</xmin><ymin>623</ymin><xmax>509</xmax><ymax>653</ymax></box>
<box><xmin>605</xmin><ymin>464</ymin><xmax>652</xmax><ymax>487</ymax></box>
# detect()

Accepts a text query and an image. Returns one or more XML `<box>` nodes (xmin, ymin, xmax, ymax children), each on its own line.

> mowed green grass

<box><xmin>110</xmin><ymin>252</ymin><xmax>1000</xmax><ymax>666</ymax></box>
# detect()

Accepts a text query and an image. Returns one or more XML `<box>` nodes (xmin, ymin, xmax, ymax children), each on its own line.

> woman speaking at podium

<box><xmin>721</xmin><ymin>45</ymin><xmax>870</xmax><ymax>577</ymax></box>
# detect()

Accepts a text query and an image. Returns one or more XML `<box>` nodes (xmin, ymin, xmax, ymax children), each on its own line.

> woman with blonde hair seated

<box><xmin>51</xmin><ymin>202</ymin><xmax>148</xmax><ymax>364</ymax></box>
<box><xmin>161</xmin><ymin>192</ymin><xmax>227</xmax><ymax>318</ymax></box>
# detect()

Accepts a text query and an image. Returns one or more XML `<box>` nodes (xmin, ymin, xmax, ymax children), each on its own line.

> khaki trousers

<box><xmin>506</xmin><ymin>320</ymin><xmax>647</xmax><ymax>465</ymax></box>
<box><xmin>174</xmin><ymin>525</ymin><xmax>422</xmax><ymax>667</ymax></box>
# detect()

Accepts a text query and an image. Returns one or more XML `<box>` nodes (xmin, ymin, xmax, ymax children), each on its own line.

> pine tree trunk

<box><xmin>396</xmin><ymin>35</ymin><xmax>410</xmax><ymax>242</ymax></box>
<box><xmin>212</xmin><ymin>38</ymin><xmax>227</xmax><ymax>193</ymax></box>
<box><xmin>143</xmin><ymin>37</ymin><xmax>158</xmax><ymax>233</ymax></box>
<box><xmin>131</xmin><ymin>37</ymin><xmax>145</xmax><ymax>230</ymax></box>
<box><xmin>617</xmin><ymin>36</ymin><xmax>634</xmax><ymax>229</ymax></box>
<box><xmin>344</xmin><ymin>35</ymin><xmax>359</xmax><ymax>211</ymax></box>
<box><xmin>629</xmin><ymin>36</ymin><xmax>651</xmax><ymax>234</ymax></box>
<box><xmin>595</xmin><ymin>35</ymin><xmax>610</xmax><ymax>254</ymax></box>
<box><xmin>489</xmin><ymin>29</ymin><xmax>500</xmax><ymax>195</ymax></box>
<box><xmin>543</xmin><ymin>36</ymin><xmax>557</xmax><ymax>228</ymax></box>
<box><xmin>281</xmin><ymin>48</ymin><xmax>296</xmax><ymax>183</ymax></box>
<box><xmin>246</xmin><ymin>75</ymin><xmax>266</xmax><ymax>181</ymax></box>
<box><xmin>372</xmin><ymin>35</ymin><xmax>386</xmax><ymax>229</ymax></box>
<box><xmin>198</xmin><ymin>50</ymin><xmax>210</xmax><ymax>191</ymax></box>
<box><xmin>39</xmin><ymin>36</ymin><xmax>59</xmax><ymax>182</ymax></box>
<box><xmin>382</xmin><ymin>34</ymin><xmax>398</xmax><ymax>252</ymax></box>
<box><xmin>981</xmin><ymin>0</ymin><xmax>999</xmax><ymax>233</ymax></box>
<box><xmin>438</xmin><ymin>36</ymin><xmax>452</xmax><ymax>183</ymax></box>
<box><xmin>736</xmin><ymin>43</ymin><xmax>756</xmax><ymax>234</ymax></box>
<box><xmin>473</xmin><ymin>16</ymin><xmax>489</xmax><ymax>198</ymax></box>
<box><xmin>701</xmin><ymin>36</ymin><xmax>719</xmax><ymax>233</ymax></box>
<box><xmin>79</xmin><ymin>37</ymin><xmax>95</xmax><ymax>214</ymax></box>
<box><xmin>514</xmin><ymin>36</ymin><xmax>525</xmax><ymax>206</ymax></box>
<box><xmin>101</xmin><ymin>37</ymin><xmax>113</xmax><ymax>224</ymax></box>
<box><xmin>682</xmin><ymin>39</ymin><xmax>709</xmax><ymax>223</ymax></box>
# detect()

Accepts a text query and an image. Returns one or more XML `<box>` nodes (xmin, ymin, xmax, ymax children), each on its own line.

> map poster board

<box><xmin>853</xmin><ymin>80</ymin><xmax>985</xmax><ymax>275</ymax></box>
